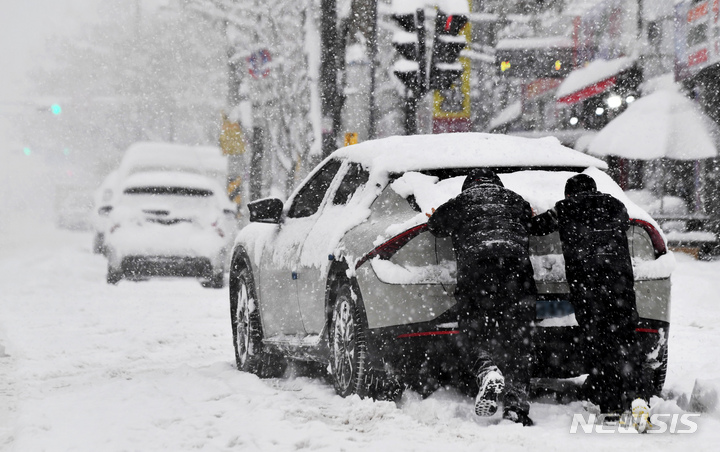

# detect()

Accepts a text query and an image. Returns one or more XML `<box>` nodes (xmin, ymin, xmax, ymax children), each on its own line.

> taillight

<box><xmin>630</xmin><ymin>218</ymin><xmax>667</xmax><ymax>257</ymax></box>
<box><xmin>356</xmin><ymin>224</ymin><xmax>428</xmax><ymax>269</ymax></box>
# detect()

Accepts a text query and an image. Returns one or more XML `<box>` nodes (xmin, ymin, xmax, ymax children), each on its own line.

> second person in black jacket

<box><xmin>427</xmin><ymin>168</ymin><xmax>536</xmax><ymax>426</ymax></box>
<box><xmin>531</xmin><ymin>173</ymin><xmax>649</xmax><ymax>418</ymax></box>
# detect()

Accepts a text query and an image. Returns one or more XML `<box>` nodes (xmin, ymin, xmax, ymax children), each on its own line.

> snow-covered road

<box><xmin>1</xmin><ymin>221</ymin><xmax>720</xmax><ymax>451</ymax></box>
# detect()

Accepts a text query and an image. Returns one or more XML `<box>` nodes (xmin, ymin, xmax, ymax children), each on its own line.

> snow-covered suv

<box><xmin>104</xmin><ymin>171</ymin><xmax>237</xmax><ymax>288</ymax></box>
<box><xmin>229</xmin><ymin>133</ymin><xmax>673</xmax><ymax>399</ymax></box>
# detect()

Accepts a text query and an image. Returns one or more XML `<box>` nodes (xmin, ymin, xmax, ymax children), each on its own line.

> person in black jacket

<box><xmin>427</xmin><ymin>168</ymin><xmax>536</xmax><ymax>426</ymax></box>
<box><xmin>531</xmin><ymin>174</ymin><xmax>649</xmax><ymax>417</ymax></box>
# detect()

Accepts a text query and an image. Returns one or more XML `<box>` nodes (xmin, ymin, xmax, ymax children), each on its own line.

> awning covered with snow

<box><xmin>588</xmin><ymin>89</ymin><xmax>720</xmax><ymax>160</ymax></box>
<box><xmin>556</xmin><ymin>56</ymin><xmax>636</xmax><ymax>105</ymax></box>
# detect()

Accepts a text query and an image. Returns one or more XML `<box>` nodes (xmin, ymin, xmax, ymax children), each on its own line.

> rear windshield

<box><xmin>123</xmin><ymin>186</ymin><xmax>213</xmax><ymax>197</ymax></box>
<box><xmin>391</xmin><ymin>166</ymin><xmax>585</xmax><ymax>182</ymax></box>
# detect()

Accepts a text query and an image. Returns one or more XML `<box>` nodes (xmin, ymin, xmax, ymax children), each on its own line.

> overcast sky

<box><xmin>0</xmin><ymin>0</ymin><xmax>104</xmax><ymax>102</ymax></box>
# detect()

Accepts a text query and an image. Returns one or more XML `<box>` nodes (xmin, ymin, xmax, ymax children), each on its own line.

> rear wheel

<box><xmin>106</xmin><ymin>265</ymin><xmax>123</xmax><ymax>285</ymax></box>
<box><xmin>330</xmin><ymin>279</ymin><xmax>369</xmax><ymax>398</ymax></box>
<box><xmin>231</xmin><ymin>264</ymin><xmax>284</xmax><ymax>377</ymax></box>
<box><xmin>651</xmin><ymin>342</ymin><xmax>668</xmax><ymax>396</ymax></box>
<box><xmin>201</xmin><ymin>271</ymin><xmax>224</xmax><ymax>289</ymax></box>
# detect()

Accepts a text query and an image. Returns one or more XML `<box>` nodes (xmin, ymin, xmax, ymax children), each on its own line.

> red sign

<box><xmin>688</xmin><ymin>2</ymin><xmax>709</xmax><ymax>22</ymax></box>
<box><xmin>689</xmin><ymin>48</ymin><xmax>709</xmax><ymax>66</ymax></box>
<box><xmin>557</xmin><ymin>77</ymin><xmax>617</xmax><ymax>105</ymax></box>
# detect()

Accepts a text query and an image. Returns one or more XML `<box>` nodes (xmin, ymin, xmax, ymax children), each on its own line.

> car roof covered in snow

<box><xmin>329</xmin><ymin>133</ymin><xmax>607</xmax><ymax>175</ymax></box>
<box><xmin>120</xmin><ymin>171</ymin><xmax>222</xmax><ymax>193</ymax></box>
<box><xmin>119</xmin><ymin>142</ymin><xmax>227</xmax><ymax>181</ymax></box>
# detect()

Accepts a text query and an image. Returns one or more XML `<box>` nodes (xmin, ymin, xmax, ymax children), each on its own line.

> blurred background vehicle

<box><xmin>91</xmin><ymin>142</ymin><xmax>235</xmax><ymax>256</ymax></box>
<box><xmin>104</xmin><ymin>171</ymin><xmax>237</xmax><ymax>288</ymax></box>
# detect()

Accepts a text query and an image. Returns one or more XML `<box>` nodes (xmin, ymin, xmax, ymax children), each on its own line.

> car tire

<box><xmin>106</xmin><ymin>266</ymin><xmax>123</xmax><ymax>285</ymax></box>
<box><xmin>651</xmin><ymin>342</ymin><xmax>668</xmax><ymax>396</ymax></box>
<box><xmin>329</xmin><ymin>278</ymin><xmax>370</xmax><ymax>398</ymax></box>
<box><xmin>231</xmin><ymin>263</ymin><xmax>285</xmax><ymax>377</ymax></box>
<box><xmin>201</xmin><ymin>271</ymin><xmax>224</xmax><ymax>289</ymax></box>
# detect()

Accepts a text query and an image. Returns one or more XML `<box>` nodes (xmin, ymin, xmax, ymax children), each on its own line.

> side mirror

<box><xmin>98</xmin><ymin>205</ymin><xmax>113</xmax><ymax>216</ymax></box>
<box><xmin>247</xmin><ymin>198</ymin><xmax>283</xmax><ymax>224</ymax></box>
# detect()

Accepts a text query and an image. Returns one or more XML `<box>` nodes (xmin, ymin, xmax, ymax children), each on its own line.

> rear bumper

<box><xmin>121</xmin><ymin>256</ymin><xmax>215</xmax><ymax>278</ymax></box>
<box><xmin>532</xmin><ymin>318</ymin><xmax>669</xmax><ymax>379</ymax></box>
<box><xmin>362</xmin><ymin>310</ymin><xmax>669</xmax><ymax>395</ymax></box>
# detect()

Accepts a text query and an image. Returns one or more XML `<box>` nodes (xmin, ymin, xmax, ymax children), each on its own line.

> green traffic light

<box><xmin>51</xmin><ymin>104</ymin><xmax>62</xmax><ymax>115</ymax></box>
<box><xmin>23</xmin><ymin>147</ymin><xmax>32</xmax><ymax>156</ymax></box>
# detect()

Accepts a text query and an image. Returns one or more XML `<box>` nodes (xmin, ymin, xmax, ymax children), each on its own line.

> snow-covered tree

<box><xmin>197</xmin><ymin>0</ymin><xmax>323</xmax><ymax>198</ymax></box>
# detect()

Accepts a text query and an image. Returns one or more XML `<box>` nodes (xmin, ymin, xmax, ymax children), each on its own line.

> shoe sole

<box><xmin>475</xmin><ymin>378</ymin><xmax>504</xmax><ymax>417</ymax></box>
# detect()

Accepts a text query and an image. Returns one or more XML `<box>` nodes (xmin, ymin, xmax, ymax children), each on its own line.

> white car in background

<box><xmin>104</xmin><ymin>171</ymin><xmax>237</xmax><ymax>288</ymax></box>
<box><xmin>93</xmin><ymin>142</ymin><xmax>233</xmax><ymax>255</ymax></box>
<box><xmin>118</xmin><ymin>142</ymin><xmax>228</xmax><ymax>186</ymax></box>
<box><xmin>229</xmin><ymin>133</ymin><xmax>674</xmax><ymax>400</ymax></box>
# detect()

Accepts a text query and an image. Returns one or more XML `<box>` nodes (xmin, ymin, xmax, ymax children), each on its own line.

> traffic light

<box><xmin>391</xmin><ymin>9</ymin><xmax>426</xmax><ymax>95</ymax></box>
<box><xmin>429</xmin><ymin>11</ymin><xmax>468</xmax><ymax>90</ymax></box>
<box><xmin>495</xmin><ymin>47</ymin><xmax>573</xmax><ymax>78</ymax></box>
<box><xmin>50</xmin><ymin>104</ymin><xmax>62</xmax><ymax>115</ymax></box>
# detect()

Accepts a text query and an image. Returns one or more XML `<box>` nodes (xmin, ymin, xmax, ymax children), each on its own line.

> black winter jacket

<box><xmin>427</xmin><ymin>181</ymin><xmax>534</xmax><ymax>295</ymax></box>
<box><xmin>532</xmin><ymin>191</ymin><xmax>637</xmax><ymax>326</ymax></box>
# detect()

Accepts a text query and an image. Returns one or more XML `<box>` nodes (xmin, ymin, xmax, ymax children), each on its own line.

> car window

<box><xmin>369</xmin><ymin>181</ymin><xmax>415</xmax><ymax>222</ymax></box>
<box><xmin>287</xmin><ymin>160</ymin><xmax>342</xmax><ymax>218</ymax></box>
<box><xmin>332</xmin><ymin>163</ymin><xmax>369</xmax><ymax>205</ymax></box>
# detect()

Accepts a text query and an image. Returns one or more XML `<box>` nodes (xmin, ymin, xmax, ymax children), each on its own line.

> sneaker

<box><xmin>630</xmin><ymin>398</ymin><xmax>652</xmax><ymax>433</ymax></box>
<box><xmin>503</xmin><ymin>408</ymin><xmax>534</xmax><ymax>426</ymax></box>
<box><xmin>474</xmin><ymin>367</ymin><xmax>504</xmax><ymax>417</ymax></box>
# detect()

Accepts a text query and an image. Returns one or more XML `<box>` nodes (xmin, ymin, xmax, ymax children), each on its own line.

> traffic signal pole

<box><xmin>416</xmin><ymin>9</ymin><xmax>427</xmax><ymax>97</ymax></box>
<box><xmin>393</xmin><ymin>8</ymin><xmax>426</xmax><ymax>135</ymax></box>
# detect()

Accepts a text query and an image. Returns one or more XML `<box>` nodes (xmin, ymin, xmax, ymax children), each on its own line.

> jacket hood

<box><xmin>462</xmin><ymin>168</ymin><xmax>504</xmax><ymax>191</ymax></box>
<box><xmin>564</xmin><ymin>174</ymin><xmax>597</xmax><ymax>198</ymax></box>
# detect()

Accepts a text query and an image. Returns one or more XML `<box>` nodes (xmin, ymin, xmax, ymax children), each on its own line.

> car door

<box><xmin>258</xmin><ymin>159</ymin><xmax>342</xmax><ymax>337</ymax></box>
<box><xmin>296</xmin><ymin>162</ymin><xmax>370</xmax><ymax>334</ymax></box>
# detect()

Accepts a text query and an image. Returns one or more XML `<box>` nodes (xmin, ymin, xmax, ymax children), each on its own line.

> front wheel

<box><xmin>329</xmin><ymin>279</ymin><xmax>369</xmax><ymax>398</ymax></box>
<box><xmin>231</xmin><ymin>264</ymin><xmax>284</xmax><ymax>377</ymax></box>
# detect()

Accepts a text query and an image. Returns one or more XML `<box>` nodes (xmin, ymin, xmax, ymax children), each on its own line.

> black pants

<box><xmin>578</xmin><ymin>318</ymin><xmax>650</xmax><ymax>412</ymax></box>
<box><xmin>569</xmin><ymin>268</ymin><xmax>648</xmax><ymax>412</ymax></box>
<box><xmin>455</xmin><ymin>257</ymin><xmax>536</xmax><ymax>413</ymax></box>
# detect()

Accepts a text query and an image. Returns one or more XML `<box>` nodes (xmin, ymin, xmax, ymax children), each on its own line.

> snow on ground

<box><xmin>2</xmin><ymin>219</ymin><xmax>720</xmax><ymax>451</ymax></box>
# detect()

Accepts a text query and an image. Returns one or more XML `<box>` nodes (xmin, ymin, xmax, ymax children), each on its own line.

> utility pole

<box><xmin>367</xmin><ymin>0</ymin><xmax>379</xmax><ymax>140</ymax></box>
<box><xmin>320</xmin><ymin>0</ymin><xmax>341</xmax><ymax>157</ymax></box>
